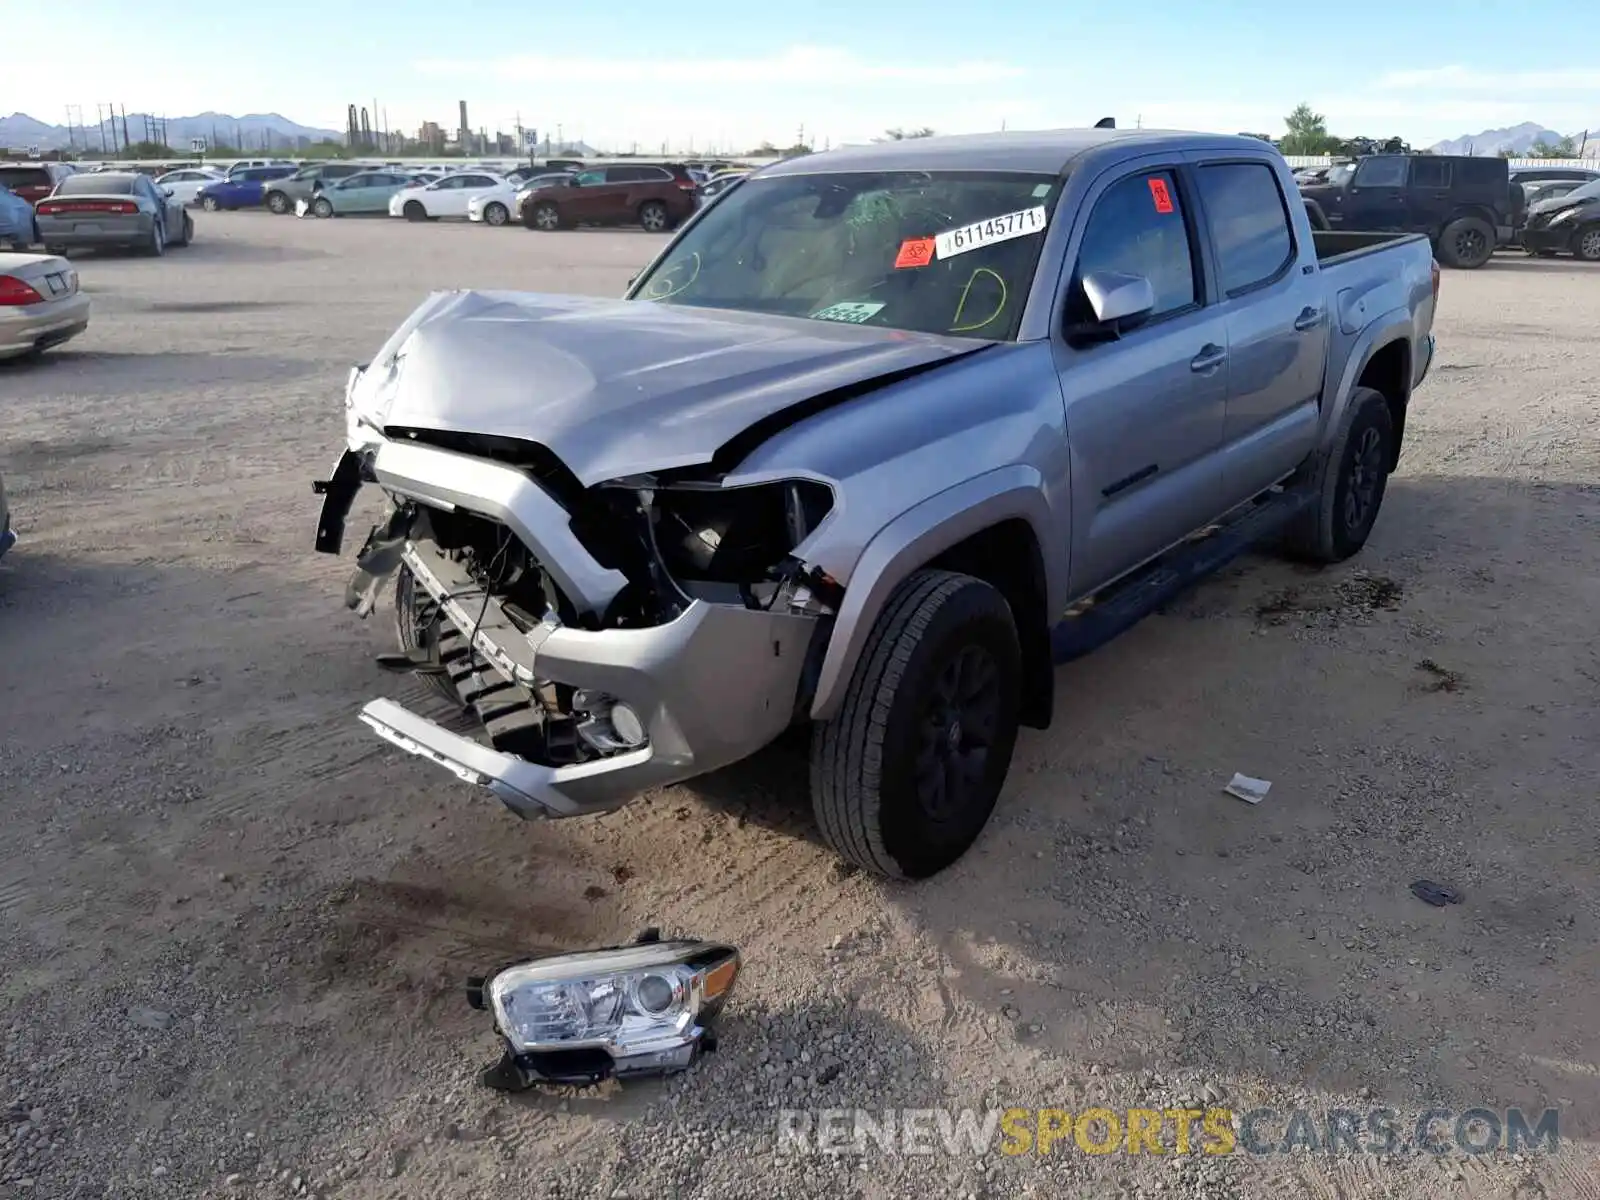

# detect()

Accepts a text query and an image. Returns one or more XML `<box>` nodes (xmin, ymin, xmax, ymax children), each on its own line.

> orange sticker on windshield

<box><xmin>895</xmin><ymin>237</ymin><xmax>936</xmax><ymax>269</ymax></box>
<box><xmin>1148</xmin><ymin>177</ymin><xmax>1174</xmax><ymax>214</ymax></box>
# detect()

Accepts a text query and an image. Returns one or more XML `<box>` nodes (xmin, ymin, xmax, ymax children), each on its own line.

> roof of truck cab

<box><xmin>757</xmin><ymin>128</ymin><xmax>1276</xmax><ymax>177</ymax></box>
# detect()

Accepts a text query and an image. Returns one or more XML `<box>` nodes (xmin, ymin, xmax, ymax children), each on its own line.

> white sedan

<box><xmin>154</xmin><ymin>167</ymin><xmax>226</xmax><ymax>206</ymax></box>
<box><xmin>388</xmin><ymin>172</ymin><xmax>508</xmax><ymax>221</ymax></box>
<box><xmin>465</xmin><ymin>173</ymin><xmax>572</xmax><ymax>226</ymax></box>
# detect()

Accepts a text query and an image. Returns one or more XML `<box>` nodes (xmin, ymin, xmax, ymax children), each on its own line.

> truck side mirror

<box><xmin>1066</xmin><ymin>270</ymin><xmax>1155</xmax><ymax>344</ymax></box>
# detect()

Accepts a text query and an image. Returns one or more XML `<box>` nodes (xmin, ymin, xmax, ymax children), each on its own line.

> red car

<box><xmin>0</xmin><ymin>163</ymin><xmax>75</xmax><ymax>207</ymax></box>
<box><xmin>520</xmin><ymin>163</ymin><xmax>698</xmax><ymax>232</ymax></box>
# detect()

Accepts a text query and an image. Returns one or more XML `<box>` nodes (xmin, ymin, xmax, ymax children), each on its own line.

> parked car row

<box><xmin>176</xmin><ymin>158</ymin><xmax>752</xmax><ymax>234</ymax></box>
<box><xmin>1296</xmin><ymin>155</ymin><xmax>1600</xmax><ymax>265</ymax></box>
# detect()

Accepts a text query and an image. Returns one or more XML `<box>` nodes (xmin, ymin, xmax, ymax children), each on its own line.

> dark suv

<box><xmin>1299</xmin><ymin>153</ymin><xmax>1513</xmax><ymax>269</ymax></box>
<box><xmin>520</xmin><ymin>163</ymin><xmax>698</xmax><ymax>232</ymax></box>
<box><xmin>0</xmin><ymin>163</ymin><xmax>74</xmax><ymax>206</ymax></box>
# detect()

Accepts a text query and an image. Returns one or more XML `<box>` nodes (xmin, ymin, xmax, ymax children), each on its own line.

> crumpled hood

<box><xmin>351</xmin><ymin>290</ymin><xmax>985</xmax><ymax>486</ymax></box>
<box><xmin>1528</xmin><ymin>194</ymin><xmax>1597</xmax><ymax>217</ymax></box>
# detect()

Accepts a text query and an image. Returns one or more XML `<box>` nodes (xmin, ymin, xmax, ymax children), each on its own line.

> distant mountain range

<box><xmin>0</xmin><ymin>111</ymin><xmax>344</xmax><ymax>153</ymax></box>
<box><xmin>1428</xmin><ymin>122</ymin><xmax>1598</xmax><ymax>158</ymax></box>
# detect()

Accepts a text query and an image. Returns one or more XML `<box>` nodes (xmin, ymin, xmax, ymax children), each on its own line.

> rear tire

<box><xmin>1573</xmin><ymin>225</ymin><xmax>1600</xmax><ymax>262</ymax></box>
<box><xmin>403</xmin><ymin>200</ymin><xmax>427</xmax><ymax>222</ymax></box>
<box><xmin>44</xmin><ymin>245</ymin><xmax>66</xmax><ymax>257</ymax></box>
<box><xmin>810</xmin><ymin>570</ymin><xmax>1022</xmax><ymax>880</ymax></box>
<box><xmin>1436</xmin><ymin>216</ymin><xmax>1494</xmax><ymax>268</ymax></box>
<box><xmin>484</xmin><ymin>201</ymin><xmax>509</xmax><ymax>226</ymax></box>
<box><xmin>638</xmin><ymin>200</ymin><xmax>669</xmax><ymax>232</ymax></box>
<box><xmin>146</xmin><ymin>220</ymin><xmax>166</xmax><ymax>257</ymax></box>
<box><xmin>265</xmin><ymin>190</ymin><xmax>290</xmax><ymax>214</ymax></box>
<box><xmin>1279</xmin><ymin>386</ymin><xmax>1395</xmax><ymax>564</ymax></box>
<box><xmin>174</xmin><ymin>212</ymin><xmax>193</xmax><ymax>247</ymax></box>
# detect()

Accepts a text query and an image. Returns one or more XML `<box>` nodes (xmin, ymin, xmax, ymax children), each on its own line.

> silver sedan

<box><xmin>34</xmin><ymin>171</ymin><xmax>193</xmax><ymax>256</ymax></box>
<box><xmin>0</xmin><ymin>253</ymin><xmax>91</xmax><ymax>360</ymax></box>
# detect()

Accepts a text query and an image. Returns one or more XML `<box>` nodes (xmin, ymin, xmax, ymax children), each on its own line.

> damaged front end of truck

<box><xmin>312</xmin><ymin>289</ymin><xmax>976</xmax><ymax>821</ymax></box>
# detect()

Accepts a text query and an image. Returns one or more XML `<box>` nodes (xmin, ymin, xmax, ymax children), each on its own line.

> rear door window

<box><xmin>1073</xmin><ymin>169</ymin><xmax>1197</xmax><ymax>318</ymax></box>
<box><xmin>1195</xmin><ymin>162</ymin><xmax>1295</xmax><ymax>296</ymax></box>
<box><xmin>1410</xmin><ymin>158</ymin><xmax>1451</xmax><ymax>188</ymax></box>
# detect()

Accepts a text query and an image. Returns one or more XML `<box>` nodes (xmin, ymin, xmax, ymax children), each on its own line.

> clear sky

<box><xmin>10</xmin><ymin>0</ymin><xmax>1598</xmax><ymax>151</ymax></box>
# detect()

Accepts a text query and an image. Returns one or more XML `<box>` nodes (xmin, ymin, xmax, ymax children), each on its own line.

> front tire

<box><xmin>265</xmin><ymin>190</ymin><xmax>290</xmax><ymax>214</ymax></box>
<box><xmin>484</xmin><ymin>201</ymin><xmax>509</xmax><ymax>226</ymax></box>
<box><xmin>403</xmin><ymin>200</ymin><xmax>427</xmax><ymax>222</ymax></box>
<box><xmin>1573</xmin><ymin>225</ymin><xmax>1600</xmax><ymax>262</ymax></box>
<box><xmin>1280</xmin><ymin>386</ymin><xmax>1395</xmax><ymax>564</ymax></box>
<box><xmin>1436</xmin><ymin>216</ymin><xmax>1494</xmax><ymax>268</ymax></box>
<box><xmin>529</xmin><ymin>201</ymin><xmax>561</xmax><ymax>231</ymax></box>
<box><xmin>810</xmin><ymin>570</ymin><xmax>1022</xmax><ymax>880</ymax></box>
<box><xmin>201</xmin><ymin>196</ymin><xmax>220</xmax><ymax>212</ymax></box>
<box><xmin>312</xmin><ymin>196</ymin><xmax>334</xmax><ymax>219</ymax></box>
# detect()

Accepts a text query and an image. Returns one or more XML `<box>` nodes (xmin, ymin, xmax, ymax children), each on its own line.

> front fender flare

<box><xmin>808</xmin><ymin>465</ymin><xmax>1060</xmax><ymax>723</ymax></box>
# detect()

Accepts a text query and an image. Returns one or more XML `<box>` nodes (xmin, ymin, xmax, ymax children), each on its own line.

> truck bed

<box><xmin>1312</xmin><ymin>229</ymin><xmax>1429</xmax><ymax>266</ymax></box>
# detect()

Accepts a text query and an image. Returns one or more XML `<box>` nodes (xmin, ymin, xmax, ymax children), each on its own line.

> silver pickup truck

<box><xmin>314</xmin><ymin>128</ymin><xmax>1438</xmax><ymax>881</ymax></box>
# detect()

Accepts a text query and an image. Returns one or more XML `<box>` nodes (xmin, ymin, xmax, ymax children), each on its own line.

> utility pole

<box><xmin>121</xmin><ymin>104</ymin><xmax>130</xmax><ymax>152</ymax></box>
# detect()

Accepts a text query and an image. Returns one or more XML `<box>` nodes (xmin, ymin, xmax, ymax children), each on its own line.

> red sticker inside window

<box><xmin>895</xmin><ymin>237</ymin><xmax>936</xmax><ymax>269</ymax></box>
<box><xmin>1148</xmin><ymin>177</ymin><xmax>1174</xmax><ymax>214</ymax></box>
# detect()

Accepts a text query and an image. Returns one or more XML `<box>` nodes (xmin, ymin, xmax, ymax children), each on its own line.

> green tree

<box><xmin>1280</xmin><ymin>104</ymin><xmax>1337</xmax><ymax>156</ymax></box>
<box><xmin>125</xmin><ymin>140</ymin><xmax>174</xmax><ymax>159</ymax></box>
<box><xmin>1527</xmin><ymin>136</ymin><xmax>1577</xmax><ymax>159</ymax></box>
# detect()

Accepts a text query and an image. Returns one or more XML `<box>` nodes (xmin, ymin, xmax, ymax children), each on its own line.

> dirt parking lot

<box><xmin>2</xmin><ymin>213</ymin><xmax>1598</xmax><ymax>1200</ymax></box>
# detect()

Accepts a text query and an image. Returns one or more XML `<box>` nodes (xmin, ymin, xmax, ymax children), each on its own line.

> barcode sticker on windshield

<box><xmin>811</xmin><ymin>300</ymin><xmax>886</xmax><ymax>324</ymax></box>
<box><xmin>934</xmin><ymin>206</ymin><xmax>1047</xmax><ymax>260</ymax></box>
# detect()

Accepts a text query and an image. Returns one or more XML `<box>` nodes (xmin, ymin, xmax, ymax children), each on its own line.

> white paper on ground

<box><xmin>1224</xmin><ymin>773</ymin><xmax>1271</xmax><ymax>805</ymax></box>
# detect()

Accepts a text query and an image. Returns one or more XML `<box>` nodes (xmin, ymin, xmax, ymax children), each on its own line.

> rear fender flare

<box><xmin>808</xmin><ymin>466</ymin><xmax>1062</xmax><ymax>722</ymax></box>
<box><xmin>1319</xmin><ymin>305</ymin><xmax>1412</xmax><ymax>452</ymax></box>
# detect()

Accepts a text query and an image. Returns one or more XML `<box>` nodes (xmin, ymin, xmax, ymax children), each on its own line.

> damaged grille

<box><xmin>401</xmin><ymin>515</ymin><xmax>593</xmax><ymax>767</ymax></box>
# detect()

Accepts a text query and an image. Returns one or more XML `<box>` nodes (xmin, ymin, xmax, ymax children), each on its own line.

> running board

<box><xmin>1050</xmin><ymin>488</ymin><xmax>1314</xmax><ymax>664</ymax></box>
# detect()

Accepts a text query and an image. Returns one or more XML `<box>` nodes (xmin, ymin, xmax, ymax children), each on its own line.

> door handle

<box><xmin>1189</xmin><ymin>344</ymin><xmax>1227</xmax><ymax>373</ymax></box>
<box><xmin>1293</xmin><ymin>306</ymin><xmax>1323</xmax><ymax>332</ymax></box>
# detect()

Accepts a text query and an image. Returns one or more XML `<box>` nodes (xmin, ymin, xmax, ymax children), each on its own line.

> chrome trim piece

<box><xmin>370</xmin><ymin>439</ymin><xmax>629</xmax><ymax>617</ymax></box>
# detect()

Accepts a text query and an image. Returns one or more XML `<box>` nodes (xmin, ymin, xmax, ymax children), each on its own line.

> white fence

<box><xmin>1283</xmin><ymin>155</ymin><xmax>1595</xmax><ymax>170</ymax></box>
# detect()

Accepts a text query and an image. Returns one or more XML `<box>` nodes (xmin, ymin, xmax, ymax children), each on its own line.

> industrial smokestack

<box><xmin>459</xmin><ymin>100</ymin><xmax>470</xmax><ymax>153</ymax></box>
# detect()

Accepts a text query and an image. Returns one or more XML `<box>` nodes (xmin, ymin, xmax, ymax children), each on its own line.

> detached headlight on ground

<box><xmin>466</xmin><ymin>931</ymin><xmax>740</xmax><ymax>1089</ymax></box>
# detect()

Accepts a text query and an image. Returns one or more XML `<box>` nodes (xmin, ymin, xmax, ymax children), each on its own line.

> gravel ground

<box><xmin>2</xmin><ymin>214</ymin><xmax>1598</xmax><ymax>1200</ymax></box>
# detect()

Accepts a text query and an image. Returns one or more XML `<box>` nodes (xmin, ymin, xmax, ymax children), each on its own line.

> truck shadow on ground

<box><xmin>697</xmin><ymin>474</ymin><xmax>1600</xmax><ymax>1134</ymax></box>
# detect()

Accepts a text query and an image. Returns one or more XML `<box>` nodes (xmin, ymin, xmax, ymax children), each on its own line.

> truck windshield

<box><xmin>632</xmin><ymin>169</ymin><xmax>1062</xmax><ymax>341</ymax></box>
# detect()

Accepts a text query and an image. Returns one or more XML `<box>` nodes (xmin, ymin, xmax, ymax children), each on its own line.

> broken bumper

<box><xmin>322</xmin><ymin>441</ymin><xmax>821</xmax><ymax>820</ymax></box>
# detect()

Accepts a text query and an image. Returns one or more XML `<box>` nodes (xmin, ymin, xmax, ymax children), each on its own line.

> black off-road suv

<box><xmin>1299</xmin><ymin>153</ymin><xmax>1513</xmax><ymax>269</ymax></box>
